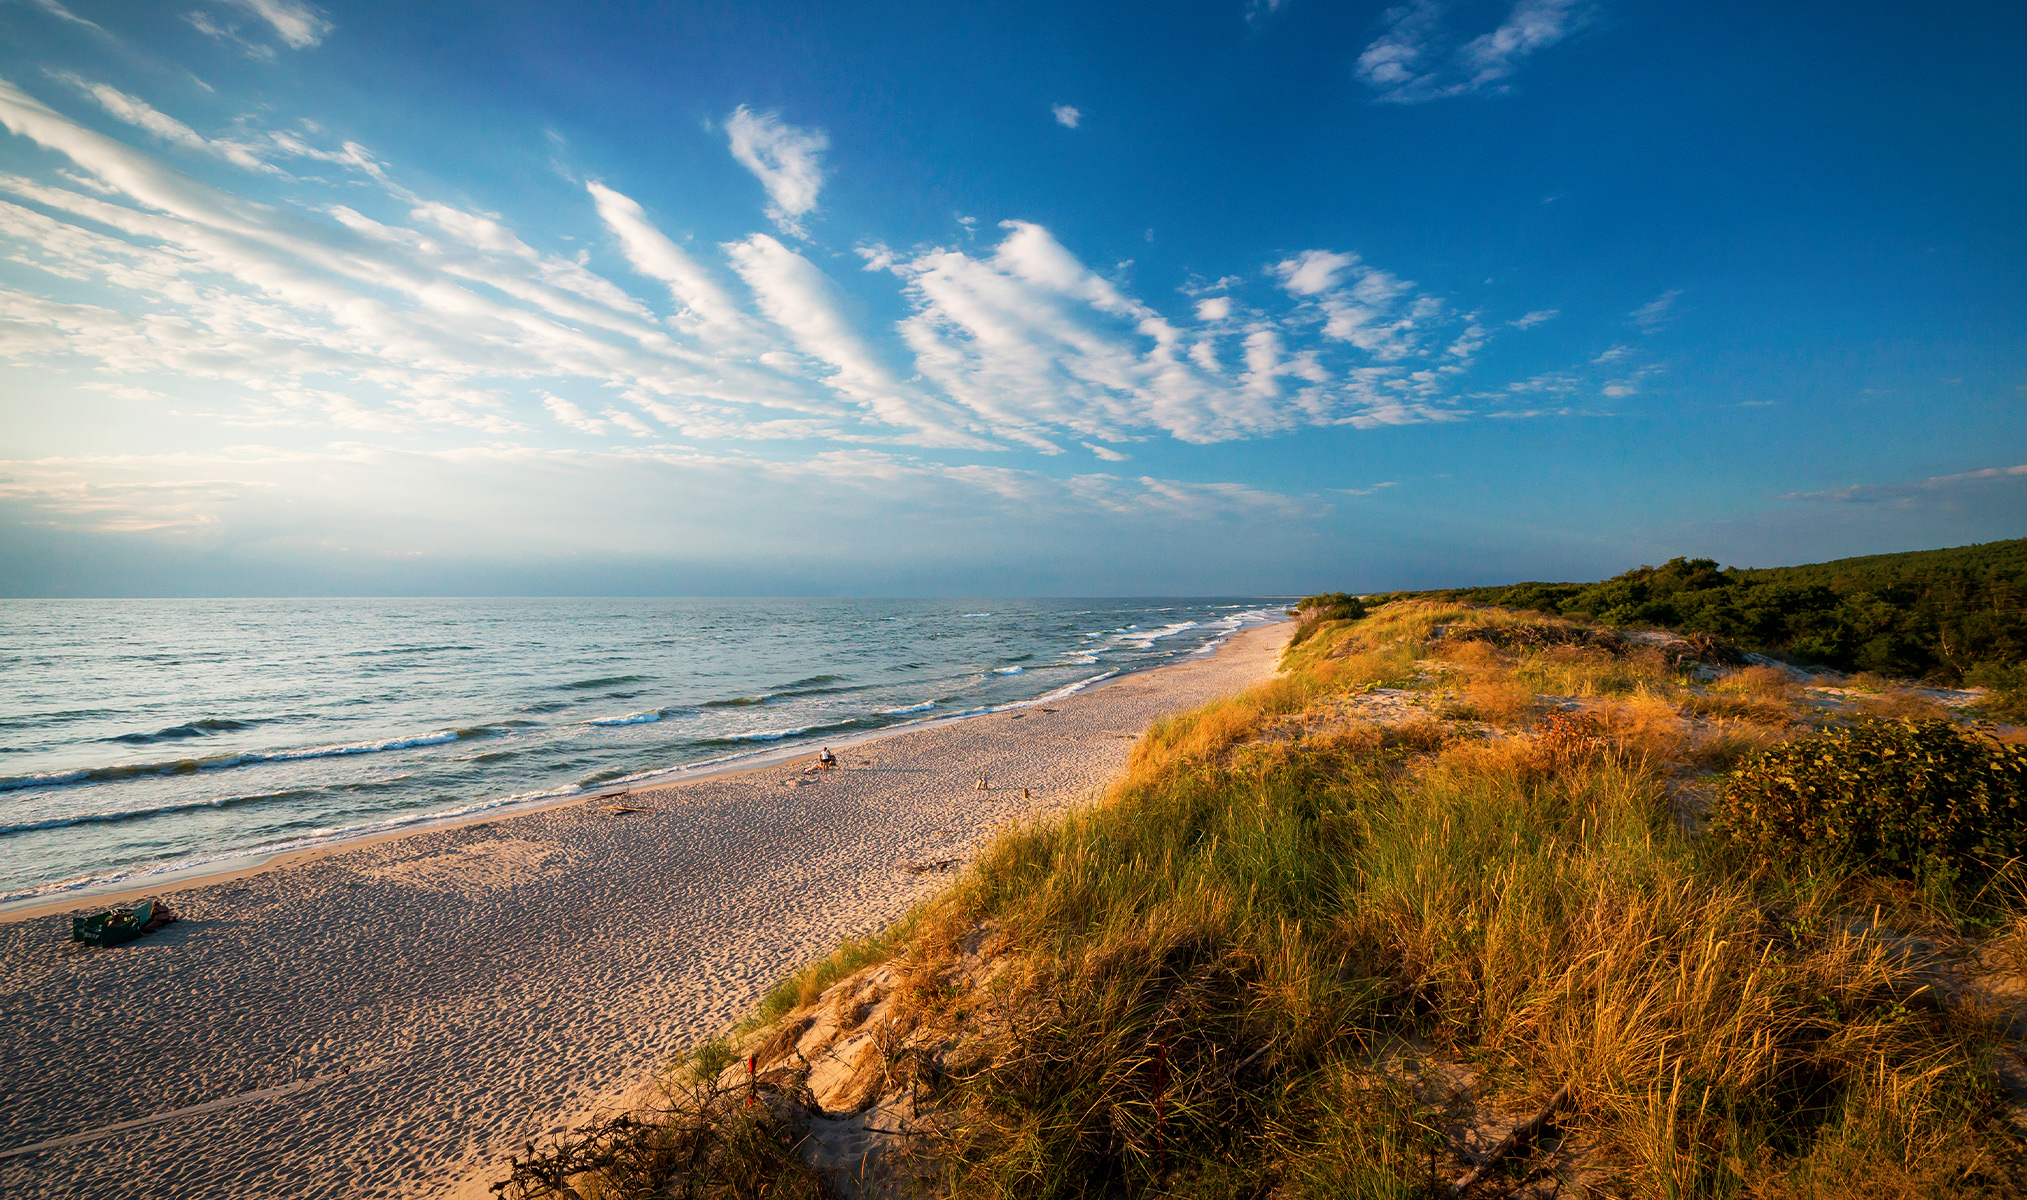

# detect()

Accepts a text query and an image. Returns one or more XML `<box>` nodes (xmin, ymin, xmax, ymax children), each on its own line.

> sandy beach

<box><xmin>0</xmin><ymin>621</ymin><xmax>1289</xmax><ymax>1199</ymax></box>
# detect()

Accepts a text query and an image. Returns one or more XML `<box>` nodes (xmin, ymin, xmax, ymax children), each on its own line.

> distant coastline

<box><xmin>0</xmin><ymin>600</ymin><xmax>1285</xmax><ymax>917</ymax></box>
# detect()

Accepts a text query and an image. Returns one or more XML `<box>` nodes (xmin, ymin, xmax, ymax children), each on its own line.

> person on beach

<box><xmin>817</xmin><ymin>747</ymin><xmax>836</xmax><ymax>770</ymax></box>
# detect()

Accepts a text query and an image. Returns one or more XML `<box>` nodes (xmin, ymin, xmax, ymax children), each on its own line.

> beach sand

<box><xmin>0</xmin><ymin>621</ymin><xmax>1289</xmax><ymax>1199</ymax></box>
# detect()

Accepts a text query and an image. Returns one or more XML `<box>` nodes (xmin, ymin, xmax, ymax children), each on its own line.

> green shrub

<box><xmin>1966</xmin><ymin>661</ymin><xmax>2027</xmax><ymax>722</ymax></box>
<box><xmin>1711</xmin><ymin>718</ymin><xmax>2027</xmax><ymax>885</ymax></box>
<box><xmin>1288</xmin><ymin>592</ymin><xmax>1367</xmax><ymax>646</ymax></box>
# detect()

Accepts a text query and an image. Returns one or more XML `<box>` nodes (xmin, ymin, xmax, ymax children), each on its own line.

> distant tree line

<box><xmin>1372</xmin><ymin>538</ymin><xmax>2027</xmax><ymax>685</ymax></box>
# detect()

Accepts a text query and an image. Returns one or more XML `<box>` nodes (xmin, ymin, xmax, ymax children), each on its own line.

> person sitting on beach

<box><xmin>817</xmin><ymin>747</ymin><xmax>837</xmax><ymax>770</ymax></box>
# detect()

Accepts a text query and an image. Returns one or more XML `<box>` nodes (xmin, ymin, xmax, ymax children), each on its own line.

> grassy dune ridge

<box><xmin>498</xmin><ymin>603</ymin><xmax>2027</xmax><ymax>1199</ymax></box>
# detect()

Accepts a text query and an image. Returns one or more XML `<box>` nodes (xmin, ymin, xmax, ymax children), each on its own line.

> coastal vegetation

<box><xmin>498</xmin><ymin>598</ymin><xmax>2027</xmax><ymax>1199</ymax></box>
<box><xmin>1393</xmin><ymin>538</ymin><xmax>2027</xmax><ymax>697</ymax></box>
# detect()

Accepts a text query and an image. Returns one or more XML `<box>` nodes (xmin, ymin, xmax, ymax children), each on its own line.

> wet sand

<box><xmin>0</xmin><ymin>621</ymin><xmax>1289</xmax><ymax>1199</ymax></box>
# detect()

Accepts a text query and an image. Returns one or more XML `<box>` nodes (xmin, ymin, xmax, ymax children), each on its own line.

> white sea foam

<box><xmin>993</xmin><ymin>666</ymin><xmax>1024</xmax><ymax>674</ymax></box>
<box><xmin>880</xmin><ymin>701</ymin><xmax>935</xmax><ymax>715</ymax></box>
<box><xmin>0</xmin><ymin>728</ymin><xmax>477</xmax><ymax>793</ymax></box>
<box><xmin>589</xmin><ymin>710</ymin><xmax>663</xmax><ymax>726</ymax></box>
<box><xmin>724</xmin><ymin>726</ymin><xmax>811</xmax><ymax>742</ymax></box>
<box><xmin>0</xmin><ymin>781</ymin><xmax>587</xmax><ymax>904</ymax></box>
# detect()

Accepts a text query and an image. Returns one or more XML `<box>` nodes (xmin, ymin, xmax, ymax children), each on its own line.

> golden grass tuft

<box><xmin>1462</xmin><ymin>674</ymin><xmax>1538</xmax><ymax>727</ymax></box>
<box><xmin>1434</xmin><ymin>638</ymin><xmax>1506</xmax><ymax>669</ymax></box>
<box><xmin>1716</xmin><ymin>663</ymin><xmax>1803</xmax><ymax>700</ymax></box>
<box><xmin>1595</xmin><ymin>688</ymin><xmax>1690</xmax><ymax>760</ymax></box>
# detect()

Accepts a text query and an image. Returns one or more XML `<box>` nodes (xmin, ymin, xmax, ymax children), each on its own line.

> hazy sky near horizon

<box><xmin>0</xmin><ymin>0</ymin><xmax>2021</xmax><ymax>596</ymax></box>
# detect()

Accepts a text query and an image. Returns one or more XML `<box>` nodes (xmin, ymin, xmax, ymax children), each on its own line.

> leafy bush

<box><xmin>1711</xmin><ymin>719</ymin><xmax>2027</xmax><ymax>885</ymax></box>
<box><xmin>1287</xmin><ymin>591</ymin><xmax>1367</xmax><ymax>646</ymax></box>
<box><xmin>1966</xmin><ymin>661</ymin><xmax>2027</xmax><ymax>722</ymax></box>
<box><xmin>1416</xmin><ymin>538</ymin><xmax>2027</xmax><ymax>682</ymax></box>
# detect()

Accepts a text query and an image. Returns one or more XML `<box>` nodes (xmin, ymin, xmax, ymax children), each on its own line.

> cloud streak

<box><xmin>724</xmin><ymin>106</ymin><xmax>827</xmax><ymax>239</ymax></box>
<box><xmin>1357</xmin><ymin>0</ymin><xmax>1592</xmax><ymax>104</ymax></box>
<box><xmin>1783</xmin><ymin>464</ymin><xmax>2027</xmax><ymax>507</ymax></box>
<box><xmin>219</xmin><ymin>0</ymin><xmax>331</xmax><ymax>49</ymax></box>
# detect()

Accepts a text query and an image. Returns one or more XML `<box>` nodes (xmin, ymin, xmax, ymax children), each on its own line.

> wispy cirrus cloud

<box><xmin>1357</xmin><ymin>0</ymin><xmax>1593</xmax><ymax>104</ymax></box>
<box><xmin>1246</xmin><ymin>0</ymin><xmax>1290</xmax><ymax>25</ymax></box>
<box><xmin>52</xmin><ymin>73</ymin><xmax>284</xmax><ymax>174</ymax></box>
<box><xmin>0</xmin><ymin>73</ymin><xmax>1590</xmax><ymax>507</ymax></box>
<box><xmin>1630</xmin><ymin>288</ymin><xmax>1682</xmax><ymax>331</ymax></box>
<box><xmin>540</xmin><ymin>393</ymin><xmax>608</xmax><ymax>436</ymax></box>
<box><xmin>1783</xmin><ymin>464</ymin><xmax>2027</xmax><ymax>507</ymax></box>
<box><xmin>1051</xmin><ymin>104</ymin><xmax>1082</xmax><ymax>128</ymax></box>
<box><xmin>724</xmin><ymin>106</ymin><xmax>827</xmax><ymax>240</ymax></box>
<box><xmin>9</xmin><ymin>0</ymin><xmax>105</xmax><ymax>34</ymax></box>
<box><xmin>185</xmin><ymin>0</ymin><xmax>330</xmax><ymax>55</ymax></box>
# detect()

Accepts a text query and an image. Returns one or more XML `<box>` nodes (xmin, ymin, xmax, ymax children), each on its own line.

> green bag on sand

<box><xmin>71</xmin><ymin>899</ymin><xmax>156</xmax><ymax>947</ymax></box>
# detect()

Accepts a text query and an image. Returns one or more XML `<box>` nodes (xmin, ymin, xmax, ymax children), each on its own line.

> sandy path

<box><xmin>0</xmin><ymin>622</ymin><xmax>1288</xmax><ymax>1199</ymax></box>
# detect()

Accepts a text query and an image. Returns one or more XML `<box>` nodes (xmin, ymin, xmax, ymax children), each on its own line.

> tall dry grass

<box><xmin>890</xmin><ymin>611</ymin><xmax>2016</xmax><ymax>1197</ymax></box>
<box><xmin>594</xmin><ymin>601</ymin><xmax>2022</xmax><ymax>1200</ymax></box>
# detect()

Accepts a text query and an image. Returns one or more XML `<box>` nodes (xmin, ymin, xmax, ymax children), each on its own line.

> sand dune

<box><xmin>0</xmin><ymin>622</ymin><xmax>1288</xmax><ymax>1199</ymax></box>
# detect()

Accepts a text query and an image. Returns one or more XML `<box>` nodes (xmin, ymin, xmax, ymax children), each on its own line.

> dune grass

<box><xmin>501</xmin><ymin>603</ymin><xmax>2027</xmax><ymax>1199</ymax></box>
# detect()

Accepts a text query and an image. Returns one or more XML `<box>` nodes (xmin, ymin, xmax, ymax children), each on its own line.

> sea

<box><xmin>0</xmin><ymin>597</ymin><xmax>1283</xmax><ymax>903</ymax></box>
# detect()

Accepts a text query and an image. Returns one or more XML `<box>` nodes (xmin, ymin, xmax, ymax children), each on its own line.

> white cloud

<box><xmin>586</xmin><ymin>181</ymin><xmax>754</xmax><ymax>344</ymax></box>
<box><xmin>78</xmin><ymin>380</ymin><xmax>169</xmax><ymax>400</ymax></box>
<box><xmin>541</xmin><ymin>394</ymin><xmax>608</xmax><ymax>435</ymax></box>
<box><xmin>1502</xmin><ymin>371</ymin><xmax>1579</xmax><ymax>395</ymax></box>
<box><xmin>1783</xmin><ymin>464</ymin><xmax>2027</xmax><ymax>506</ymax></box>
<box><xmin>11</xmin><ymin>0</ymin><xmax>105</xmax><ymax>33</ymax></box>
<box><xmin>1051</xmin><ymin>104</ymin><xmax>1082</xmax><ymax>128</ymax></box>
<box><xmin>1591</xmin><ymin>343</ymin><xmax>1631</xmax><ymax>363</ymax></box>
<box><xmin>184</xmin><ymin>10</ymin><xmax>276</xmax><ymax>60</ymax></box>
<box><xmin>1631</xmin><ymin>288</ymin><xmax>1682</xmax><ymax>331</ymax></box>
<box><xmin>1271</xmin><ymin>250</ymin><xmax>1442</xmax><ymax>360</ymax></box>
<box><xmin>1272</xmin><ymin>249</ymin><xmax>1355</xmax><ymax>296</ymax></box>
<box><xmin>724</xmin><ymin>106</ymin><xmax>828</xmax><ymax>240</ymax></box>
<box><xmin>725</xmin><ymin>231</ymin><xmax>985</xmax><ymax>446</ymax></box>
<box><xmin>1509</xmin><ymin>308</ymin><xmax>1558</xmax><ymax>328</ymax></box>
<box><xmin>1246</xmin><ymin>0</ymin><xmax>1288</xmax><ymax>24</ymax></box>
<box><xmin>1357</xmin><ymin>0</ymin><xmax>1591</xmax><ymax>104</ymax></box>
<box><xmin>606</xmin><ymin>408</ymin><xmax>654</xmax><ymax>438</ymax></box>
<box><xmin>1444</xmin><ymin>323</ymin><xmax>1487</xmax><ymax>361</ymax></box>
<box><xmin>54</xmin><ymin>74</ymin><xmax>284</xmax><ymax>174</ymax></box>
<box><xmin>218</xmin><ymin>0</ymin><xmax>332</xmax><ymax>49</ymax></box>
<box><xmin>1329</xmin><ymin>481</ymin><xmax>1398</xmax><ymax>496</ymax></box>
<box><xmin>1195</xmin><ymin>296</ymin><xmax>1232</xmax><ymax>322</ymax></box>
<box><xmin>1081</xmin><ymin>441</ymin><xmax>1129</xmax><ymax>461</ymax></box>
<box><xmin>1601</xmin><ymin>382</ymin><xmax>1635</xmax><ymax>397</ymax></box>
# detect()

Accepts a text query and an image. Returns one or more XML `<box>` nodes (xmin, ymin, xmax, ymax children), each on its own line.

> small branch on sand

<box><xmin>1449</xmin><ymin>1082</ymin><xmax>1572</xmax><ymax>1196</ymax></box>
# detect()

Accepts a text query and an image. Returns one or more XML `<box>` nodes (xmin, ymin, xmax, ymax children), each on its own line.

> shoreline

<box><xmin>0</xmin><ymin>619</ymin><xmax>1291</xmax><ymax>1200</ymax></box>
<box><xmin>0</xmin><ymin>627</ymin><xmax>1255</xmax><ymax>923</ymax></box>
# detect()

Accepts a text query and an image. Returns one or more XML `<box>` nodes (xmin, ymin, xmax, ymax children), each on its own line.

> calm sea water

<box><xmin>0</xmin><ymin>598</ymin><xmax>1281</xmax><ymax>901</ymax></box>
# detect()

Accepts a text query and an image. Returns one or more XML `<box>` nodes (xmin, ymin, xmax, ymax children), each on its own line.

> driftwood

<box><xmin>1449</xmin><ymin>1082</ymin><xmax>1572</xmax><ymax>1196</ymax></box>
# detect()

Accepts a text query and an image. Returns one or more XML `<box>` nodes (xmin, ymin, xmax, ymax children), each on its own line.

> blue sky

<box><xmin>0</xmin><ymin>0</ymin><xmax>2020</xmax><ymax>596</ymax></box>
